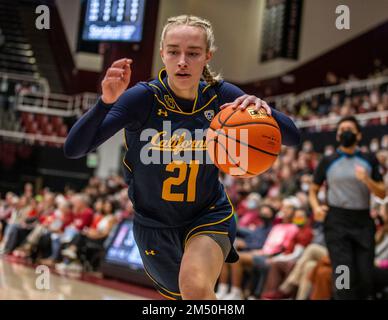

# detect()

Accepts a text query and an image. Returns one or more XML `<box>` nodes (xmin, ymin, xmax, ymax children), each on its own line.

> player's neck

<box><xmin>167</xmin><ymin>78</ymin><xmax>197</xmax><ymax>101</ymax></box>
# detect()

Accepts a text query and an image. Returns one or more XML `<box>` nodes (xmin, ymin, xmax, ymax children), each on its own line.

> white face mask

<box><xmin>324</xmin><ymin>149</ymin><xmax>334</xmax><ymax>156</ymax></box>
<box><xmin>246</xmin><ymin>200</ymin><xmax>257</xmax><ymax>210</ymax></box>
<box><xmin>370</xmin><ymin>143</ymin><xmax>379</xmax><ymax>153</ymax></box>
<box><xmin>318</xmin><ymin>190</ymin><xmax>326</xmax><ymax>202</ymax></box>
<box><xmin>301</xmin><ymin>183</ymin><xmax>310</xmax><ymax>192</ymax></box>
<box><xmin>54</xmin><ymin>209</ymin><xmax>61</xmax><ymax>218</ymax></box>
<box><xmin>381</xmin><ymin>138</ymin><xmax>388</xmax><ymax>149</ymax></box>
<box><xmin>303</xmin><ymin>144</ymin><xmax>313</xmax><ymax>153</ymax></box>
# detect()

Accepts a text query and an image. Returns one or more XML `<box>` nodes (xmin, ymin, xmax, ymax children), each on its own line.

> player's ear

<box><xmin>205</xmin><ymin>51</ymin><xmax>213</xmax><ymax>64</ymax></box>
<box><xmin>160</xmin><ymin>48</ymin><xmax>165</xmax><ymax>63</ymax></box>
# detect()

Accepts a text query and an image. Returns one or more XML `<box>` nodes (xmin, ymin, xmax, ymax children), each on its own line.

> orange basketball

<box><xmin>206</xmin><ymin>105</ymin><xmax>281</xmax><ymax>178</ymax></box>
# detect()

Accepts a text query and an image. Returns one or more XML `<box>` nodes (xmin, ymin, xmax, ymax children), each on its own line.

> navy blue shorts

<box><xmin>133</xmin><ymin>196</ymin><xmax>238</xmax><ymax>300</ymax></box>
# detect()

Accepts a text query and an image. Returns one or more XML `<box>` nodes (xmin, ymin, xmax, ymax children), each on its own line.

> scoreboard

<box><xmin>82</xmin><ymin>0</ymin><xmax>146</xmax><ymax>42</ymax></box>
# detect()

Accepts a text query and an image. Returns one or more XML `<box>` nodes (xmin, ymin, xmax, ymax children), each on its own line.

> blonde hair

<box><xmin>160</xmin><ymin>15</ymin><xmax>222</xmax><ymax>86</ymax></box>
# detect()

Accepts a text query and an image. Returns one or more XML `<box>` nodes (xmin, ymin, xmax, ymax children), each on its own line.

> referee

<box><xmin>309</xmin><ymin>116</ymin><xmax>386</xmax><ymax>299</ymax></box>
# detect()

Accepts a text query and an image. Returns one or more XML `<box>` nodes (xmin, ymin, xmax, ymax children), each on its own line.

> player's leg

<box><xmin>179</xmin><ymin>234</ymin><xmax>224</xmax><ymax>300</ymax></box>
<box><xmin>179</xmin><ymin>194</ymin><xmax>238</xmax><ymax>300</ymax></box>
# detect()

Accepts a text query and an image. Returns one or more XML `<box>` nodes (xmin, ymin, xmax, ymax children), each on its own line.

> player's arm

<box><xmin>217</xmin><ymin>82</ymin><xmax>301</xmax><ymax>146</ymax></box>
<box><xmin>64</xmin><ymin>58</ymin><xmax>152</xmax><ymax>159</ymax></box>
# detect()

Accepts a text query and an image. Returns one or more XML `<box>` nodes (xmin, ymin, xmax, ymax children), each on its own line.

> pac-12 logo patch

<box><xmin>164</xmin><ymin>95</ymin><xmax>176</xmax><ymax>109</ymax></box>
<box><xmin>204</xmin><ymin>110</ymin><xmax>215</xmax><ymax>121</ymax></box>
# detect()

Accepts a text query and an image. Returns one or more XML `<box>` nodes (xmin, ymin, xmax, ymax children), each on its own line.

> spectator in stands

<box><xmin>34</xmin><ymin>200</ymin><xmax>73</xmax><ymax>266</ymax></box>
<box><xmin>57</xmin><ymin>194</ymin><xmax>93</xmax><ymax>246</ymax></box>
<box><xmin>260</xmin><ymin>208</ymin><xmax>314</xmax><ymax>299</ymax></box>
<box><xmin>221</xmin><ymin>199</ymin><xmax>299</xmax><ymax>299</ymax></box>
<box><xmin>23</xmin><ymin>182</ymin><xmax>34</xmax><ymax>201</ymax></box>
<box><xmin>375</xmin><ymin>206</ymin><xmax>388</xmax><ymax>269</ymax></box>
<box><xmin>381</xmin><ymin>135</ymin><xmax>388</xmax><ymax>151</ymax></box>
<box><xmin>0</xmin><ymin>192</ymin><xmax>16</xmax><ymax>241</ymax></box>
<box><xmin>309</xmin><ymin>255</ymin><xmax>332</xmax><ymax>299</ymax></box>
<box><xmin>0</xmin><ymin>196</ymin><xmax>37</xmax><ymax>254</ymax></box>
<box><xmin>324</xmin><ymin>71</ymin><xmax>339</xmax><ymax>86</ymax></box>
<box><xmin>58</xmin><ymin>198</ymin><xmax>117</xmax><ymax>272</ymax></box>
<box><xmin>262</xmin><ymin>215</ymin><xmax>326</xmax><ymax>300</ymax></box>
<box><xmin>237</xmin><ymin>192</ymin><xmax>262</xmax><ymax>228</ymax></box>
<box><xmin>116</xmin><ymin>199</ymin><xmax>135</xmax><ymax>222</ymax></box>
<box><xmin>14</xmin><ymin>200</ymin><xmax>73</xmax><ymax>262</ymax></box>
<box><xmin>216</xmin><ymin>204</ymin><xmax>275</xmax><ymax>299</ymax></box>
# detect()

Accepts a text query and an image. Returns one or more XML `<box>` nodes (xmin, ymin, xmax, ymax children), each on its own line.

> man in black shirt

<box><xmin>309</xmin><ymin>116</ymin><xmax>385</xmax><ymax>299</ymax></box>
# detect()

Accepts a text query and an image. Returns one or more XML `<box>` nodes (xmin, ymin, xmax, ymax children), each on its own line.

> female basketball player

<box><xmin>64</xmin><ymin>15</ymin><xmax>300</xmax><ymax>300</ymax></box>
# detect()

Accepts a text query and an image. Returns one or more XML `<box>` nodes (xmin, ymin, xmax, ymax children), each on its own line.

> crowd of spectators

<box><xmin>272</xmin><ymin>69</ymin><xmax>388</xmax><ymax>132</ymax></box>
<box><xmin>0</xmin><ymin>134</ymin><xmax>387</xmax><ymax>298</ymax></box>
<box><xmin>0</xmin><ymin>68</ymin><xmax>387</xmax><ymax>297</ymax></box>
<box><xmin>0</xmin><ymin>175</ymin><xmax>134</xmax><ymax>275</ymax></box>
<box><xmin>1</xmin><ymin>71</ymin><xmax>387</xmax><ymax>148</ymax></box>
<box><xmin>215</xmin><ymin>134</ymin><xmax>388</xmax><ymax>300</ymax></box>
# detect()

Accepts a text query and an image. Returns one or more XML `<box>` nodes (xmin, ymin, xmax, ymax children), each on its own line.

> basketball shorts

<box><xmin>133</xmin><ymin>197</ymin><xmax>239</xmax><ymax>300</ymax></box>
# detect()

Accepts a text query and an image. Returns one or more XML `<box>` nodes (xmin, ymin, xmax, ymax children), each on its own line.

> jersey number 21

<box><xmin>162</xmin><ymin>160</ymin><xmax>199</xmax><ymax>202</ymax></box>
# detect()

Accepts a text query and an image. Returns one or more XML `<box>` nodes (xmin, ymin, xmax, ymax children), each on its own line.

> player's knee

<box><xmin>179</xmin><ymin>272</ymin><xmax>212</xmax><ymax>299</ymax></box>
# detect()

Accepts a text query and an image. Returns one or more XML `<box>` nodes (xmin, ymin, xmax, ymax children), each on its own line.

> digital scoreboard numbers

<box><xmin>260</xmin><ymin>0</ymin><xmax>303</xmax><ymax>62</ymax></box>
<box><xmin>82</xmin><ymin>0</ymin><xmax>146</xmax><ymax>42</ymax></box>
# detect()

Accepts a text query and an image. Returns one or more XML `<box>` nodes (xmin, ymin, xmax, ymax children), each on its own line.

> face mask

<box><xmin>339</xmin><ymin>130</ymin><xmax>357</xmax><ymax>147</ymax></box>
<box><xmin>318</xmin><ymin>190</ymin><xmax>326</xmax><ymax>202</ymax></box>
<box><xmin>293</xmin><ymin>217</ymin><xmax>306</xmax><ymax>226</ymax></box>
<box><xmin>324</xmin><ymin>149</ymin><xmax>334</xmax><ymax>156</ymax></box>
<box><xmin>246</xmin><ymin>200</ymin><xmax>257</xmax><ymax>210</ymax></box>
<box><xmin>303</xmin><ymin>144</ymin><xmax>313</xmax><ymax>153</ymax></box>
<box><xmin>301</xmin><ymin>183</ymin><xmax>309</xmax><ymax>192</ymax></box>
<box><xmin>370</xmin><ymin>143</ymin><xmax>379</xmax><ymax>153</ymax></box>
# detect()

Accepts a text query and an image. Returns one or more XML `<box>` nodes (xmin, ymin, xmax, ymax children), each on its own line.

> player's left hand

<box><xmin>220</xmin><ymin>94</ymin><xmax>272</xmax><ymax>116</ymax></box>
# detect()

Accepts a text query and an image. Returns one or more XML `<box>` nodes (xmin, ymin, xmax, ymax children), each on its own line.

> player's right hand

<box><xmin>313</xmin><ymin>204</ymin><xmax>328</xmax><ymax>222</ymax></box>
<box><xmin>101</xmin><ymin>58</ymin><xmax>132</xmax><ymax>104</ymax></box>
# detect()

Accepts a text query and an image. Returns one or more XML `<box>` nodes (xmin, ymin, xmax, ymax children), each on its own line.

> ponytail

<box><xmin>202</xmin><ymin>64</ymin><xmax>222</xmax><ymax>86</ymax></box>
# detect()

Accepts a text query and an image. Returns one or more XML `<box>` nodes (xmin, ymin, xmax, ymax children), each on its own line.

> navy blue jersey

<box><xmin>123</xmin><ymin>69</ymin><xmax>227</xmax><ymax>227</ymax></box>
<box><xmin>64</xmin><ymin>68</ymin><xmax>301</xmax><ymax>228</ymax></box>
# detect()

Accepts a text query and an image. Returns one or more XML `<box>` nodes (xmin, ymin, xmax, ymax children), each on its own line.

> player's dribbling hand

<box><xmin>219</xmin><ymin>94</ymin><xmax>272</xmax><ymax>116</ymax></box>
<box><xmin>101</xmin><ymin>58</ymin><xmax>133</xmax><ymax>104</ymax></box>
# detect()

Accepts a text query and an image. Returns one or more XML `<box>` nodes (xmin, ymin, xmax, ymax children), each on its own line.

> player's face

<box><xmin>161</xmin><ymin>25</ymin><xmax>212</xmax><ymax>95</ymax></box>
